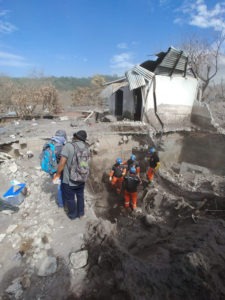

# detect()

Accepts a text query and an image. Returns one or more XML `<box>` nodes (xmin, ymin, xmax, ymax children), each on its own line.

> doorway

<box><xmin>133</xmin><ymin>88</ymin><xmax>142</xmax><ymax>121</ymax></box>
<box><xmin>115</xmin><ymin>90</ymin><xmax>123</xmax><ymax>116</ymax></box>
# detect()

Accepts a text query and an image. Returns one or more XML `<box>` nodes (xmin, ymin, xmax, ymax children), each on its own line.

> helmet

<box><xmin>130</xmin><ymin>154</ymin><xmax>136</xmax><ymax>161</ymax></box>
<box><xmin>116</xmin><ymin>157</ymin><xmax>122</xmax><ymax>164</ymax></box>
<box><xmin>149</xmin><ymin>147</ymin><xmax>156</xmax><ymax>154</ymax></box>
<box><xmin>130</xmin><ymin>166</ymin><xmax>136</xmax><ymax>174</ymax></box>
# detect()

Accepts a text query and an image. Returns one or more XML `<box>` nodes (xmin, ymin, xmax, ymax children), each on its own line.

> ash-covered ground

<box><xmin>0</xmin><ymin>104</ymin><xmax>225</xmax><ymax>300</ymax></box>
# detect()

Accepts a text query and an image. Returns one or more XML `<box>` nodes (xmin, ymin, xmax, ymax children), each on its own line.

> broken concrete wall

<box><xmin>191</xmin><ymin>101</ymin><xmax>216</xmax><ymax>130</ymax></box>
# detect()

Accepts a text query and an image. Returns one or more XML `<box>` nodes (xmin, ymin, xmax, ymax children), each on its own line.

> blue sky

<box><xmin>0</xmin><ymin>0</ymin><xmax>224</xmax><ymax>77</ymax></box>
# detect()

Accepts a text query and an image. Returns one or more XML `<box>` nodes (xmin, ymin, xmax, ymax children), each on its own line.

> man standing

<box><xmin>109</xmin><ymin>158</ymin><xmax>126</xmax><ymax>194</ymax></box>
<box><xmin>123</xmin><ymin>167</ymin><xmax>141</xmax><ymax>211</ymax></box>
<box><xmin>53</xmin><ymin>130</ymin><xmax>90</xmax><ymax>220</ymax></box>
<box><xmin>146</xmin><ymin>147</ymin><xmax>160</xmax><ymax>185</ymax></box>
<box><xmin>40</xmin><ymin>129</ymin><xmax>67</xmax><ymax>208</ymax></box>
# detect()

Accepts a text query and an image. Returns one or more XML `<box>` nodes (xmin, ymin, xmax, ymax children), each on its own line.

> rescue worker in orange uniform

<box><xmin>123</xmin><ymin>166</ymin><xmax>141</xmax><ymax>211</ymax></box>
<box><xmin>123</xmin><ymin>154</ymin><xmax>141</xmax><ymax>177</ymax></box>
<box><xmin>109</xmin><ymin>158</ymin><xmax>126</xmax><ymax>194</ymax></box>
<box><xmin>146</xmin><ymin>147</ymin><xmax>160</xmax><ymax>185</ymax></box>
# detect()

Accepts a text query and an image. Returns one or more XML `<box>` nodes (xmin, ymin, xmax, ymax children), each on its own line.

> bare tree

<box><xmin>40</xmin><ymin>85</ymin><xmax>60</xmax><ymax>113</ymax></box>
<box><xmin>0</xmin><ymin>76</ymin><xmax>14</xmax><ymax>112</ymax></box>
<box><xmin>10</xmin><ymin>84</ymin><xmax>60</xmax><ymax>118</ymax></box>
<box><xmin>11</xmin><ymin>86</ymin><xmax>39</xmax><ymax>118</ymax></box>
<box><xmin>71</xmin><ymin>75</ymin><xmax>106</xmax><ymax>107</ymax></box>
<box><xmin>180</xmin><ymin>34</ymin><xmax>225</xmax><ymax>100</ymax></box>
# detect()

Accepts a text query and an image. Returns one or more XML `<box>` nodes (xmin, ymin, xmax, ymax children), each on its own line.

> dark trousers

<box><xmin>61</xmin><ymin>182</ymin><xmax>85</xmax><ymax>219</ymax></box>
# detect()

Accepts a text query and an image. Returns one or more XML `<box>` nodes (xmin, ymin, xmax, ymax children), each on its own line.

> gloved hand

<box><xmin>109</xmin><ymin>176</ymin><xmax>112</xmax><ymax>182</ymax></box>
<box><xmin>154</xmin><ymin>162</ymin><xmax>160</xmax><ymax>172</ymax></box>
<box><xmin>53</xmin><ymin>174</ymin><xmax>61</xmax><ymax>184</ymax></box>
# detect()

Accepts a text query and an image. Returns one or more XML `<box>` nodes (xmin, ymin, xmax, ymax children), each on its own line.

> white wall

<box><xmin>109</xmin><ymin>87</ymin><xmax>134</xmax><ymax>115</ymax></box>
<box><xmin>145</xmin><ymin>75</ymin><xmax>199</xmax><ymax>110</ymax></box>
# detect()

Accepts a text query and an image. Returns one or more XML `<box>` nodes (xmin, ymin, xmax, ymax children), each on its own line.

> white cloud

<box><xmin>159</xmin><ymin>0</ymin><xmax>170</xmax><ymax>6</ymax></box>
<box><xmin>54</xmin><ymin>54</ymin><xmax>66</xmax><ymax>61</ymax></box>
<box><xmin>0</xmin><ymin>10</ymin><xmax>10</xmax><ymax>17</ymax></box>
<box><xmin>117</xmin><ymin>42</ymin><xmax>128</xmax><ymax>49</ymax></box>
<box><xmin>176</xmin><ymin>0</ymin><xmax>225</xmax><ymax>32</ymax></box>
<box><xmin>0</xmin><ymin>10</ymin><xmax>17</xmax><ymax>34</ymax></box>
<box><xmin>0</xmin><ymin>51</ymin><xmax>30</xmax><ymax>67</ymax></box>
<box><xmin>110</xmin><ymin>52</ymin><xmax>135</xmax><ymax>74</ymax></box>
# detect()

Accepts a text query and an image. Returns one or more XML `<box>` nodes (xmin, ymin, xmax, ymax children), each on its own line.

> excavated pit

<box><xmin>82</xmin><ymin>129</ymin><xmax>225</xmax><ymax>300</ymax></box>
<box><xmin>88</xmin><ymin>130</ymin><xmax>225</xmax><ymax>221</ymax></box>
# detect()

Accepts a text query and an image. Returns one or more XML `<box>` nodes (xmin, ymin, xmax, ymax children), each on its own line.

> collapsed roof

<box><xmin>102</xmin><ymin>46</ymin><xmax>196</xmax><ymax>94</ymax></box>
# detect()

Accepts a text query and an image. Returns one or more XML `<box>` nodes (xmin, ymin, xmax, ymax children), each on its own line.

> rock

<box><xmin>6</xmin><ymin>224</ymin><xmax>18</xmax><ymax>234</ymax></box>
<box><xmin>70</xmin><ymin>250</ymin><xmax>88</xmax><ymax>269</ymax></box>
<box><xmin>27</xmin><ymin>150</ymin><xmax>34</xmax><ymax>158</ymax></box>
<box><xmin>37</xmin><ymin>256</ymin><xmax>57</xmax><ymax>276</ymax></box>
<box><xmin>9</xmin><ymin>162</ymin><xmax>18</xmax><ymax>173</ymax></box>
<box><xmin>0</xmin><ymin>233</ymin><xmax>6</xmax><ymax>242</ymax></box>
<box><xmin>5</xmin><ymin>278</ymin><xmax>23</xmax><ymax>299</ymax></box>
<box><xmin>145</xmin><ymin>214</ymin><xmax>158</xmax><ymax>225</ymax></box>
<box><xmin>21</xmin><ymin>275</ymin><xmax>31</xmax><ymax>289</ymax></box>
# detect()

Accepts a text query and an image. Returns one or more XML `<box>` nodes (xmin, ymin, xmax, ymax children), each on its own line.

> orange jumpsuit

<box><xmin>109</xmin><ymin>163</ymin><xmax>126</xmax><ymax>194</ymax></box>
<box><xmin>146</xmin><ymin>152</ymin><xmax>160</xmax><ymax>182</ymax></box>
<box><xmin>123</xmin><ymin>158</ymin><xmax>141</xmax><ymax>176</ymax></box>
<box><xmin>123</xmin><ymin>174</ymin><xmax>141</xmax><ymax>210</ymax></box>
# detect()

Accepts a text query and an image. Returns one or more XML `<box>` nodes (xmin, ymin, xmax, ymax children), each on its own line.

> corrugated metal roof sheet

<box><xmin>155</xmin><ymin>47</ymin><xmax>188</xmax><ymax>75</ymax></box>
<box><xmin>125</xmin><ymin>65</ymin><xmax>154</xmax><ymax>91</ymax></box>
<box><xmin>101</xmin><ymin>47</ymin><xmax>194</xmax><ymax>96</ymax></box>
<box><xmin>132</xmin><ymin>65</ymin><xmax>154</xmax><ymax>81</ymax></box>
<box><xmin>100</xmin><ymin>81</ymin><xmax>128</xmax><ymax>98</ymax></box>
<box><xmin>103</xmin><ymin>77</ymin><xmax>126</xmax><ymax>86</ymax></box>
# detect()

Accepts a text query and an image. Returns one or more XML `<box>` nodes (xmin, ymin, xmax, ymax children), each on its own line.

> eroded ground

<box><xmin>0</xmin><ymin>111</ymin><xmax>225</xmax><ymax>300</ymax></box>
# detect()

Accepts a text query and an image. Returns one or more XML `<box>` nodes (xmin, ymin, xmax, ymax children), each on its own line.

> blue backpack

<box><xmin>40</xmin><ymin>142</ymin><xmax>58</xmax><ymax>175</ymax></box>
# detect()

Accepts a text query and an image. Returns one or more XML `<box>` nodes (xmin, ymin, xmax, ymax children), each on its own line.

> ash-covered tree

<box><xmin>40</xmin><ymin>85</ymin><xmax>61</xmax><ymax>113</ymax></box>
<box><xmin>180</xmin><ymin>34</ymin><xmax>225</xmax><ymax>100</ymax></box>
<box><xmin>0</xmin><ymin>76</ymin><xmax>14</xmax><ymax>112</ymax></box>
<box><xmin>71</xmin><ymin>75</ymin><xmax>106</xmax><ymax>107</ymax></box>
<box><xmin>10</xmin><ymin>84</ymin><xmax>60</xmax><ymax>118</ymax></box>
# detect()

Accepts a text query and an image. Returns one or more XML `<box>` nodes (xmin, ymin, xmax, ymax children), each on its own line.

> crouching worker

<box><xmin>123</xmin><ymin>166</ymin><xmax>141</xmax><ymax>211</ymax></box>
<box><xmin>109</xmin><ymin>158</ymin><xmax>126</xmax><ymax>194</ymax></box>
<box><xmin>123</xmin><ymin>154</ymin><xmax>141</xmax><ymax>177</ymax></box>
<box><xmin>146</xmin><ymin>147</ymin><xmax>160</xmax><ymax>185</ymax></box>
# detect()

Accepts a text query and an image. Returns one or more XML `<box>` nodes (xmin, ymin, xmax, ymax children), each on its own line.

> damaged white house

<box><xmin>102</xmin><ymin>47</ymin><xmax>201</xmax><ymax>129</ymax></box>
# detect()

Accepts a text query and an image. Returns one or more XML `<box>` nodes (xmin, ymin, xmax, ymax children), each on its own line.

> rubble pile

<box><xmin>0</xmin><ymin>113</ymin><xmax>225</xmax><ymax>299</ymax></box>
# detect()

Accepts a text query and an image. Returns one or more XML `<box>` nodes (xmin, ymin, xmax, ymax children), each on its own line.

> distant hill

<box><xmin>11</xmin><ymin>75</ymin><xmax>119</xmax><ymax>91</ymax></box>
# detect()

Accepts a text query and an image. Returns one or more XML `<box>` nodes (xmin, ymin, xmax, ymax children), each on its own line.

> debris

<box><xmin>2</xmin><ymin>182</ymin><xmax>27</xmax><ymax>206</ymax></box>
<box><xmin>84</xmin><ymin>111</ymin><xmax>94</xmax><ymax>122</ymax></box>
<box><xmin>27</xmin><ymin>150</ymin><xmax>34</xmax><ymax>158</ymax></box>
<box><xmin>0</xmin><ymin>152</ymin><xmax>13</xmax><ymax>163</ymax></box>
<box><xmin>37</xmin><ymin>256</ymin><xmax>57</xmax><ymax>276</ymax></box>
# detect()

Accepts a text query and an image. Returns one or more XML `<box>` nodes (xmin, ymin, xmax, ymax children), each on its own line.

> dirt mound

<box><xmin>78</xmin><ymin>215</ymin><xmax>225</xmax><ymax>300</ymax></box>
